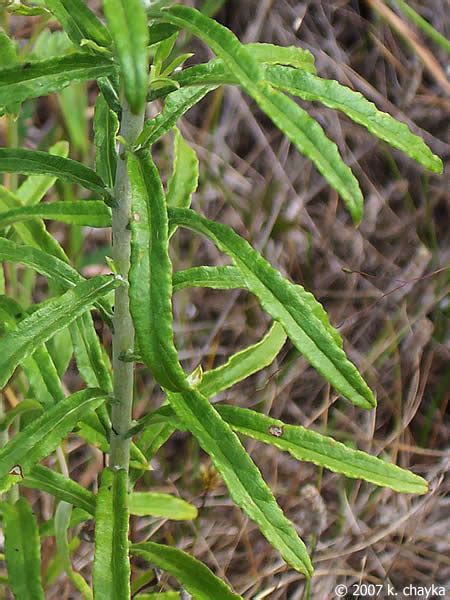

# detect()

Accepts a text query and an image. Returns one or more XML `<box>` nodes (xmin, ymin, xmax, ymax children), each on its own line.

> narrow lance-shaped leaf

<box><xmin>137</xmin><ymin>404</ymin><xmax>428</xmax><ymax>495</ymax></box>
<box><xmin>17</xmin><ymin>140</ymin><xmax>69</xmax><ymax>206</ymax></box>
<box><xmin>0</xmin><ymin>274</ymin><xmax>120</xmax><ymax>389</ymax></box>
<box><xmin>199</xmin><ymin>322</ymin><xmax>286</xmax><ymax>398</ymax></box>
<box><xmin>0</xmin><ymin>237</ymin><xmax>113</xmax><ymax>323</ymax></box>
<box><xmin>0</xmin><ymin>388</ymin><xmax>108</xmax><ymax>490</ymax></box>
<box><xmin>0</xmin><ymin>185</ymin><xmax>68</xmax><ymax>262</ymax></box>
<box><xmin>0</xmin><ymin>54</ymin><xmax>115</xmax><ymax>110</ymax></box>
<box><xmin>103</xmin><ymin>0</ymin><xmax>149</xmax><ymax>114</ymax></box>
<box><xmin>3</xmin><ymin>498</ymin><xmax>45</xmax><ymax>600</ymax></box>
<box><xmin>161</xmin><ymin>5</ymin><xmax>364</xmax><ymax>223</ymax></box>
<box><xmin>131</xmin><ymin>542</ymin><xmax>242</xmax><ymax>600</ymax></box>
<box><xmin>22</xmin><ymin>465</ymin><xmax>96</xmax><ymax>515</ymax></box>
<box><xmin>169</xmin><ymin>208</ymin><xmax>375</xmax><ymax>409</ymax></box>
<box><xmin>129</xmin><ymin>321</ymin><xmax>287</xmax><ymax>439</ymax></box>
<box><xmin>246</xmin><ymin>42</ymin><xmax>315</xmax><ymax>71</ymax></box>
<box><xmin>94</xmin><ymin>93</ymin><xmax>119</xmax><ymax>188</ymax></box>
<box><xmin>0</xmin><ymin>201</ymin><xmax>112</xmax><ymax>229</ymax></box>
<box><xmin>265</xmin><ymin>66</ymin><xmax>443</xmax><ymax>174</ymax></box>
<box><xmin>172</xmin><ymin>265</ymin><xmax>246</xmax><ymax>292</ymax></box>
<box><xmin>129</xmin><ymin>492</ymin><xmax>197</xmax><ymax>520</ymax></box>
<box><xmin>45</xmin><ymin>0</ymin><xmax>111</xmax><ymax>48</ymax></box>
<box><xmin>0</xmin><ymin>149</ymin><xmax>111</xmax><ymax>199</ymax></box>
<box><xmin>55</xmin><ymin>501</ymin><xmax>93</xmax><ymax>600</ymax></box>
<box><xmin>160</xmin><ymin>60</ymin><xmax>442</xmax><ymax>174</ymax></box>
<box><xmin>128</xmin><ymin>149</ymin><xmax>313</xmax><ymax>575</ymax></box>
<box><xmin>167</xmin><ymin>128</ymin><xmax>199</xmax><ymax>210</ymax></box>
<box><xmin>217</xmin><ymin>406</ymin><xmax>428</xmax><ymax>495</ymax></box>
<box><xmin>137</xmin><ymin>85</ymin><xmax>216</xmax><ymax>147</ymax></box>
<box><xmin>93</xmin><ymin>467</ymin><xmax>130</xmax><ymax>600</ymax></box>
<box><xmin>129</xmin><ymin>149</ymin><xmax>188</xmax><ymax>391</ymax></box>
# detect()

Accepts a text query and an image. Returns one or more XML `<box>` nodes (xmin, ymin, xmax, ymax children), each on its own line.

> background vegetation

<box><xmin>0</xmin><ymin>0</ymin><xmax>448</xmax><ymax>597</ymax></box>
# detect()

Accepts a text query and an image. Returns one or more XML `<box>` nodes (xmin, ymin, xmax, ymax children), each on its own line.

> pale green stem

<box><xmin>109</xmin><ymin>102</ymin><xmax>145</xmax><ymax>470</ymax></box>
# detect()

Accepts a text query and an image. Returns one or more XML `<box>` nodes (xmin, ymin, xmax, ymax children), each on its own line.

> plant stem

<box><xmin>110</xmin><ymin>101</ymin><xmax>145</xmax><ymax>471</ymax></box>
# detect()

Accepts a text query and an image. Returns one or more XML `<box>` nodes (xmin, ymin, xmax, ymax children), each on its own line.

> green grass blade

<box><xmin>0</xmin><ymin>53</ymin><xmax>114</xmax><ymax>109</ymax></box>
<box><xmin>129</xmin><ymin>492</ymin><xmax>197</xmax><ymax>520</ymax></box>
<box><xmin>0</xmin><ymin>201</ymin><xmax>112</xmax><ymax>228</ymax></box>
<box><xmin>218</xmin><ymin>405</ymin><xmax>428</xmax><ymax>495</ymax></box>
<box><xmin>103</xmin><ymin>0</ymin><xmax>149</xmax><ymax>114</ymax></box>
<box><xmin>3</xmin><ymin>498</ymin><xmax>45</xmax><ymax>600</ymax></box>
<box><xmin>265</xmin><ymin>66</ymin><xmax>443</xmax><ymax>174</ymax></box>
<box><xmin>246</xmin><ymin>42</ymin><xmax>315</xmax><ymax>71</ymax></box>
<box><xmin>137</xmin><ymin>85</ymin><xmax>216</xmax><ymax>147</ymax></box>
<box><xmin>0</xmin><ymin>389</ymin><xmax>107</xmax><ymax>490</ymax></box>
<box><xmin>16</xmin><ymin>140</ymin><xmax>69</xmax><ymax>206</ymax></box>
<box><xmin>22</xmin><ymin>465</ymin><xmax>96</xmax><ymax>514</ymax></box>
<box><xmin>45</xmin><ymin>0</ymin><xmax>111</xmax><ymax>48</ymax></box>
<box><xmin>389</xmin><ymin>0</ymin><xmax>450</xmax><ymax>55</ymax></box>
<box><xmin>131</xmin><ymin>542</ymin><xmax>243</xmax><ymax>600</ymax></box>
<box><xmin>0</xmin><ymin>274</ymin><xmax>120</xmax><ymax>389</ymax></box>
<box><xmin>169</xmin><ymin>208</ymin><xmax>375</xmax><ymax>409</ymax></box>
<box><xmin>93</xmin><ymin>467</ymin><xmax>130</xmax><ymax>600</ymax></box>
<box><xmin>94</xmin><ymin>93</ymin><xmax>120</xmax><ymax>189</ymax></box>
<box><xmin>161</xmin><ymin>6</ymin><xmax>363</xmax><ymax>223</ymax></box>
<box><xmin>0</xmin><ymin>149</ymin><xmax>110</xmax><ymax>199</ymax></box>
<box><xmin>199</xmin><ymin>322</ymin><xmax>287</xmax><ymax>398</ymax></box>
<box><xmin>172</xmin><ymin>265</ymin><xmax>246</xmax><ymax>291</ymax></box>
<box><xmin>128</xmin><ymin>149</ymin><xmax>188</xmax><ymax>391</ymax></box>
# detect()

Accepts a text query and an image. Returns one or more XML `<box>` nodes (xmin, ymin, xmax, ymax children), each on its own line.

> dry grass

<box><xmin>1</xmin><ymin>1</ymin><xmax>449</xmax><ymax>598</ymax></box>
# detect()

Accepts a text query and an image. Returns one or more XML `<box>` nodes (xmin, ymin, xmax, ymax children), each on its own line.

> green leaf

<box><xmin>265</xmin><ymin>66</ymin><xmax>443</xmax><ymax>174</ymax></box>
<box><xmin>137</xmin><ymin>85</ymin><xmax>216</xmax><ymax>147</ymax></box>
<box><xmin>169</xmin><ymin>208</ymin><xmax>375</xmax><ymax>409</ymax></box>
<box><xmin>21</xmin><ymin>464</ymin><xmax>96</xmax><ymax>514</ymax></box>
<box><xmin>0</xmin><ymin>275</ymin><xmax>120</xmax><ymax>389</ymax></box>
<box><xmin>45</xmin><ymin>0</ymin><xmax>111</xmax><ymax>48</ymax></box>
<box><xmin>0</xmin><ymin>200</ymin><xmax>112</xmax><ymax>229</ymax></box>
<box><xmin>172</xmin><ymin>265</ymin><xmax>246</xmax><ymax>292</ymax></box>
<box><xmin>167</xmin><ymin>128</ymin><xmax>199</xmax><ymax>210</ymax></box>
<box><xmin>134</xmin><ymin>403</ymin><xmax>428</xmax><ymax>495</ymax></box>
<box><xmin>0</xmin><ymin>53</ymin><xmax>115</xmax><ymax>109</ymax></box>
<box><xmin>246</xmin><ymin>42</ymin><xmax>315</xmax><ymax>72</ymax></box>
<box><xmin>55</xmin><ymin>502</ymin><xmax>93</xmax><ymax>600</ymax></box>
<box><xmin>127</xmin><ymin>147</ymin><xmax>311</xmax><ymax>573</ymax></box>
<box><xmin>0</xmin><ymin>399</ymin><xmax>42</xmax><ymax>431</ymax></box>
<box><xmin>217</xmin><ymin>406</ymin><xmax>428</xmax><ymax>495</ymax></box>
<box><xmin>131</xmin><ymin>542</ymin><xmax>242</xmax><ymax>600</ymax></box>
<box><xmin>3</xmin><ymin>498</ymin><xmax>45</xmax><ymax>600</ymax></box>
<box><xmin>199</xmin><ymin>322</ymin><xmax>286</xmax><ymax>398</ymax></box>
<box><xmin>161</xmin><ymin>6</ymin><xmax>364</xmax><ymax>223</ymax></box>
<box><xmin>70</xmin><ymin>312</ymin><xmax>113</xmax><ymax>393</ymax></box>
<box><xmin>103</xmin><ymin>0</ymin><xmax>149</xmax><ymax>114</ymax></box>
<box><xmin>0</xmin><ymin>237</ymin><xmax>113</xmax><ymax>325</ymax></box>
<box><xmin>128</xmin><ymin>149</ymin><xmax>188</xmax><ymax>391</ymax></box>
<box><xmin>0</xmin><ymin>389</ymin><xmax>107</xmax><ymax>490</ymax></box>
<box><xmin>129</xmin><ymin>492</ymin><xmax>197</xmax><ymax>520</ymax></box>
<box><xmin>93</xmin><ymin>467</ymin><xmax>130</xmax><ymax>600</ymax></box>
<box><xmin>148</xmin><ymin>22</ymin><xmax>179</xmax><ymax>46</ymax></box>
<box><xmin>135</xmin><ymin>594</ymin><xmax>180</xmax><ymax>600</ymax></box>
<box><xmin>16</xmin><ymin>140</ymin><xmax>70</xmax><ymax>206</ymax></box>
<box><xmin>0</xmin><ymin>185</ymin><xmax>68</xmax><ymax>262</ymax></box>
<box><xmin>94</xmin><ymin>93</ymin><xmax>120</xmax><ymax>188</ymax></box>
<box><xmin>0</xmin><ymin>149</ymin><xmax>110</xmax><ymax>199</ymax></box>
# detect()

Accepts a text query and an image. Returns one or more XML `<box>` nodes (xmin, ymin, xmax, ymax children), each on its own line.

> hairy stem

<box><xmin>110</xmin><ymin>102</ymin><xmax>145</xmax><ymax>470</ymax></box>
